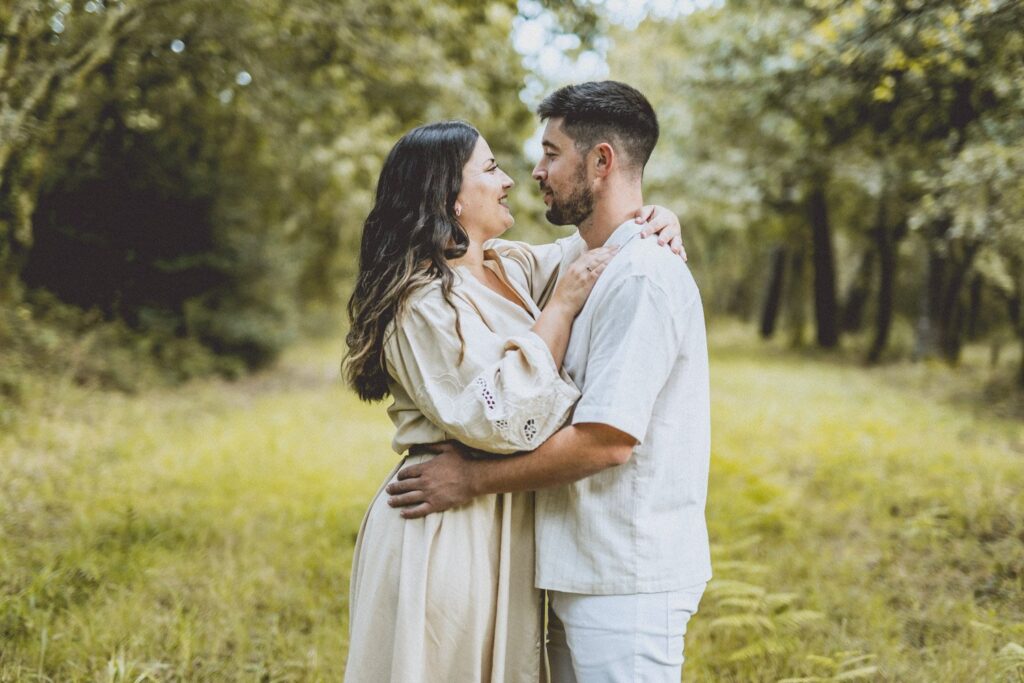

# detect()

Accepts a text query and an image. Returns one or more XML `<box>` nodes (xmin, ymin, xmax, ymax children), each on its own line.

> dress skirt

<box><xmin>345</xmin><ymin>454</ymin><xmax>544</xmax><ymax>683</ymax></box>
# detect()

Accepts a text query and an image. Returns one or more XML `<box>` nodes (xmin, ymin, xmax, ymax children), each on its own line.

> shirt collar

<box><xmin>602</xmin><ymin>219</ymin><xmax>644</xmax><ymax>249</ymax></box>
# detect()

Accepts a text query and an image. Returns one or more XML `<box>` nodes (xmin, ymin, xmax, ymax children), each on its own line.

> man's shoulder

<box><xmin>611</xmin><ymin>237</ymin><xmax>699</xmax><ymax>300</ymax></box>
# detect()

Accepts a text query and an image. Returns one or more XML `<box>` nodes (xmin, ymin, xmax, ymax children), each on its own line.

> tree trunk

<box><xmin>808</xmin><ymin>184</ymin><xmax>840</xmax><ymax>348</ymax></box>
<box><xmin>760</xmin><ymin>245</ymin><xmax>787</xmax><ymax>339</ymax></box>
<box><xmin>867</xmin><ymin>221</ymin><xmax>897</xmax><ymax>364</ymax></box>
<box><xmin>785</xmin><ymin>246</ymin><xmax>807</xmax><ymax>348</ymax></box>
<box><xmin>967</xmin><ymin>274</ymin><xmax>982</xmax><ymax>340</ymax></box>
<box><xmin>914</xmin><ymin>246</ymin><xmax>943</xmax><ymax>360</ymax></box>
<box><xmin>841</xmin><ymin>249</ymin><xmax>874</xmax><ymax>333</ymax></box>
<box><xmin>938</xmin><ymin>241</ymin><xmax>980</xmax><ymax>364</ymax></box>
<box><xmin>1007</xmin><ymin>292</ymin><xmax>1024</xmax><ymax>389</ymax></box>
<box><xmin>1018</xmin><ymin>340</ymin><xmax>1024</xmax><ymax>390</ymax></box>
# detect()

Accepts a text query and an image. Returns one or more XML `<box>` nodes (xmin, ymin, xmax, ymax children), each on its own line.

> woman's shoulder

<box><xmin>484</xmin><ymin>237</ymin><xmax>554</xmax><ymax>262</ymax></box>
<box><xmin>386</xmin><ymin>276</ymin><xmax>468</xmax><ymax>336</ymax></box>
<box><xmin>403</xmin><ymin>277</ymin><xmax>446</xmax><ymax>306</ymax></box>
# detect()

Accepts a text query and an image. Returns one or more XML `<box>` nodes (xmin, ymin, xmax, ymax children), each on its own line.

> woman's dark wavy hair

<box><xmin>344</xmin><ymin>121</ymin><xmax>478</xmax><ymax>401</ymax></box>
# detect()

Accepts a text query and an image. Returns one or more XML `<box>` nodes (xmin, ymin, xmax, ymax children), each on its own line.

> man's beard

<box><xmin>544</xmin><ymin>166</ymin><xmax>593</xmax><ymax>226</ymax></box>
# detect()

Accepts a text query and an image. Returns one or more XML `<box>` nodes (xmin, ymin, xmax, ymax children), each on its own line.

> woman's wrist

<box><xmin>544</xmin><ymin>296</ymin><xmax>578</xmax><ymax>321</ymax></box>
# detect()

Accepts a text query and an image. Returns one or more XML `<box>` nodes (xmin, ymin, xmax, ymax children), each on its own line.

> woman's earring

<box><xmin>454</xmin><ymin>204</ymin><xmax>462</xmax><ymax>217</ymax></box>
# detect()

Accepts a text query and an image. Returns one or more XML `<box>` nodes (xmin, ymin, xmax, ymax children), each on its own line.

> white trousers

<box><xmin>546</xmin><ymin>585</ymin><xmax>706</xmax><ymax>683</ymax></box>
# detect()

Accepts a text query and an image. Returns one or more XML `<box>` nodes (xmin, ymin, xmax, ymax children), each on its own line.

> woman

<box><xmin>343</xmin><ymin>121</ymin><xmax>682</xmax><ymax>682</ymax></box>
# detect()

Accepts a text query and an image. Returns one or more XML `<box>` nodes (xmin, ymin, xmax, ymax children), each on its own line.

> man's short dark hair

<box><xmin>537</xmin><ymin>81</ymin><xmax>659</xmax><ymax>173</ymax></box>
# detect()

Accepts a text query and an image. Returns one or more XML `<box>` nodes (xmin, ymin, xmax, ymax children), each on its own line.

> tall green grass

<box><xmin>1</xmin><ymin>332</ymin><xmax>1022</xmax><ymax>681</ymax></box>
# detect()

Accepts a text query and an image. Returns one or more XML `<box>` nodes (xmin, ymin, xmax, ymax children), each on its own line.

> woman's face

<box><xmin>456</xmin><ymin>136</ymin><xmax>515</xmax><ymax>242</ymax></box>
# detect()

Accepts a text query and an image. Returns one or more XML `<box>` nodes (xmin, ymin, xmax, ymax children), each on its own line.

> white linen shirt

<box><xmin>533</xmin><ymin>220</ymin><xmax>712</xmax><ymax>595</ymax></box>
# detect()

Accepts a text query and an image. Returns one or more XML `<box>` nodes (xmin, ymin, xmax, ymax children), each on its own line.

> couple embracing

<box><xmin>343</xmin><ymin>81</ymin><xmax>711</xmax><ymax>682</ymax></box>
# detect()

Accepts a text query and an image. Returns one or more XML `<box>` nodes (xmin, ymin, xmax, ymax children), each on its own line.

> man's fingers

<box><xmin>386</xmin><ymin>477</ymin><xmax>419</xmax><ymax>495</ymax></box>
<box><xmin>395</xmin><ymin>465</ymin><xmax>422</xmax><ymax>481</ymax></box>
<box><xmin>400</xmin><ymin>503</ymin><xmax>434</xmax><ymax>519</ymax></box>
<box><xmin>388</xmin><ymin>491</ymin><xmax>427</xmax><ymax>507</ymax></box>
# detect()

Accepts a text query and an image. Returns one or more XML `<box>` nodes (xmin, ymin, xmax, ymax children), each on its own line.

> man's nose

<box><xmin>532</xmin><ymin>164</ymin><xmax>545</xmax><ymax>181</ymax></box>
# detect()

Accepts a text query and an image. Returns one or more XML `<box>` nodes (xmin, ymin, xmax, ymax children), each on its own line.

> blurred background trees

<box><xmin>611</xmin><ymin>0</ymin><xmax>1024</xmax><ymax>384</ymax></box>
<box><xmin>1</xmin><ymin>0</ymin><xmax>1022</xmax><ymax>389</ymax></box>
<box><xmin>1</xmin><ymin>0</ymin><xmax>543</xmax><ymax>382</ymax></box>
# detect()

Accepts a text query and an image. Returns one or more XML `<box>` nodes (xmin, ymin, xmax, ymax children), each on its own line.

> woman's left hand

<box><xmin>635</xmin><ymin>205</ymin><xmax>688</xmax><ymax>261</ymax></box>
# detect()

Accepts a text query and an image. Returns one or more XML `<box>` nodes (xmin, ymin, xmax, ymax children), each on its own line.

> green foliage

<box><xmin>0</xmin><ymin>293</ymin><xmax>232</xmax><ymax>416</ymax></box>
<box><xmin>998</xmin><ymin>642</ymin><xmax>1024</xmax><ymax>681</ymax></box>
<box><xmin>2</xmin><ymin>0</ymin><xmax>551</xmax><ymax>378</ymax></box>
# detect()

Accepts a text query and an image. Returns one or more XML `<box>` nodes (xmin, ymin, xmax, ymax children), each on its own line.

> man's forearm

<box><xmin>467</xmin><ymin>423</ymin><xmax>633</xmax><ymax>496</ymax></box>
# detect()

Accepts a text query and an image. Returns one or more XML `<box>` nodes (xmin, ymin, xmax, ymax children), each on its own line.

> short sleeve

<box><xmin>484</xmin><ymin>238</ymin><xmax>565</xmax><ymax>307</ymax></box>
<box><xmin>571</xmin><ymin>274</ymin><xmax>682</xmax><ymax>444</ymax></box>
<box><xmin>384</xmin><ymin>286</ymin><xmax>581</xmax><ymax>454</ymax></box>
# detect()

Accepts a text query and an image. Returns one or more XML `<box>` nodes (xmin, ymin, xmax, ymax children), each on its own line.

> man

<box><xmin>385</xmin><ymin>81</ymin><xmax>711</xmax><ymax>682</ymax></box>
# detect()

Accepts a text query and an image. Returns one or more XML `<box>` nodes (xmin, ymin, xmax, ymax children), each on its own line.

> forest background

<box><xmin>1</xmin><ymin>0</ymin><xmax>1023</xmax><ymax>681</ymax></box>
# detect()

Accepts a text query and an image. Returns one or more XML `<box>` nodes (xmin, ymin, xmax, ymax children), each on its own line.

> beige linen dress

<box><xmin>345</xmin><ymin>243</ymin><xmax>577</xmax><ymax>683</ymax></box>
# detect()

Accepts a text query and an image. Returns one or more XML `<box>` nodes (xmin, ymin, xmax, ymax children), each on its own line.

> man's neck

<box><xmin>577</xmin><ymin>186</ymin><xmax>644</xmax><ymax>249</ymax></box>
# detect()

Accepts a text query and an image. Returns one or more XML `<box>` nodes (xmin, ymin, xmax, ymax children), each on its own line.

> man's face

<box><xmin>532</xmin><ymin>118</ymin><xmax>594</xmax><ymax>226</ymax></box>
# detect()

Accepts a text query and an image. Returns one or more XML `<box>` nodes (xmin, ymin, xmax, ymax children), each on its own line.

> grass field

<box><xmin>1</xmin><ymin>329</ymin><xmax>1022</xmax><ymax>681</ymax></box>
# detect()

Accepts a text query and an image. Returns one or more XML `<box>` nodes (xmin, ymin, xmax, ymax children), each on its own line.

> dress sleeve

<box><xmin>484</xmin><ymin>238</ymin><xmax>565</xmax><ymax>307</ymax></box>
<box><xmin>384</xmin><ymin>285</ymin><xmax>581</xmax><ymax>454</ymax></box>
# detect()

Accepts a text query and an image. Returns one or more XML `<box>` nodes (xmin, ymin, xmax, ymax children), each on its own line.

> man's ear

<box><xmin>592</xmin><ymin>142</ymin><xmax>615</xmax><ymax>178</ymax></box>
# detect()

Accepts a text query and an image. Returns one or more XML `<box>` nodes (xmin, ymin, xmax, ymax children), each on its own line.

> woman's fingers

<box><xmin>672</xmin><ymin>236</ymin><xmax>688</xmax><ymax>261</ymax></box>
<box><xmin>582</xmin><ymin>251</ymin><xmax>614</xmax><ymax>276</ymax></box>
<box><xmin>638</xmin><ymin>212</ymin><xmax>688</xmax><ymax>257</ymax></box>
<box><xmin>635</xmin><ymin>204</ymin><xmax>657</xmax><ymax>226</ymax></box>
<box><xmin>640</xmin><ymin>211</ymin><xmax>661</xmax><ymax>237</ymax></box>
<box><xmin>578</xmin><ymin>246</ymin><xmax>616</xmax><ymax>273</ymax></box>
<box><xmin>593</xmin><ymin>246</ymin><xmax>617</xmax><ymax>264</ymax></box>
